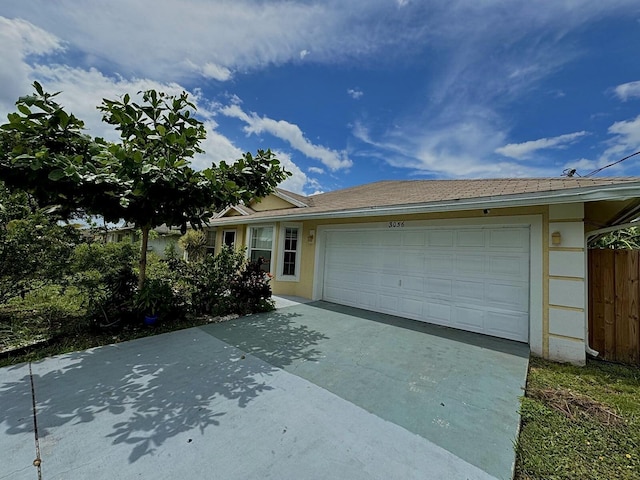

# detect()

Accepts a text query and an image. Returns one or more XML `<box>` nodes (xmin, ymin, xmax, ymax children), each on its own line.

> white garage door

<box><xmin>322</xmin><ymin>226</ymin><xmax>530</xmax><ymax>342</ymax></box>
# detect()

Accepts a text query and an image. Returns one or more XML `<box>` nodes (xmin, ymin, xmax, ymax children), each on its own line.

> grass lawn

<box><xmin>2</xmin><ymin>322</ymin><xmax>639</xmax><ymax>480</ymax></box>
<box><xmin>516</xmin><ymin>356</ymin><xmax>640</xmax><ymax>480</ymax></box>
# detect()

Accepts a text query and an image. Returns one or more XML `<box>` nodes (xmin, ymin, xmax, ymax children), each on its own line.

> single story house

<box><xmin>206</xmin><ymin>178</ymin><xmax>640</xmax><ymax>365</ymax></box>
<box><xmin>103</xmin><ymin>224</ymin><xmax>189</xmax><ymax>258</ymax></box>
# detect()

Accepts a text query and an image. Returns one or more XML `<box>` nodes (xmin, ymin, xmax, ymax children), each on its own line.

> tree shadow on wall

<box><xmin>0</xmin><ymin>310</ymin><xmax>327</xmax><ymax>464</ymax></box>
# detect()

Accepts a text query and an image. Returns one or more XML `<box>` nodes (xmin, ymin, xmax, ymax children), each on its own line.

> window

<box><xmin>248</xmin><ymin>226</ymin><xmax>274</xmax><ymax>272</ymax></box>
<box><xmin>206</xmin><ymin>229</ymin><xmax>216</xmax><ymax>256</ymax></box>
<box><xmin>277</xmin><ymin>223</ymin><xmax>302</xmax><ymax>281</ymax></box>
<box><xmin>223</xmin><ymin>230</ymin><xmax>236</xmax><ymax>249</ymax></box>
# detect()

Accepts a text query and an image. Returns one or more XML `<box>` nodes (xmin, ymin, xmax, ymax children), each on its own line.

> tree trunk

<box><xmin>138</xmin><ymin>225</ymin><xmax>150</xmax><ymax>290</ymax></box>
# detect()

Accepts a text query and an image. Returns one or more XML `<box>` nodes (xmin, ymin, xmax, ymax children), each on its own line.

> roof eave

<box><xmin>208</xmin><ymin>183</ymin><xmax>640</xmax><ymax>225</ymax></box>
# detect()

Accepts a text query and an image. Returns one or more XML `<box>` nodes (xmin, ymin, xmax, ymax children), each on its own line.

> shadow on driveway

<box><xmin>0</xmin><ymin>310</ymin><xmax>327</xmax><ymax>466</ymax></box>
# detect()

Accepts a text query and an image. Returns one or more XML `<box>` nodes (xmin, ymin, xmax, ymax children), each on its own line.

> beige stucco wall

<box><xmin>547</xmin><ymin>203</ymin><xmax>586</xmax><ymax>365</ymax></box>
<box><xmin>215</xmin><ymin>203</ymin><xmax>590</xmax><ymax>364</ymax></box>
<box><xmin>250</xmin><ymin>194</ymin><xmax>296</xmax><ymax>212</ymax></box>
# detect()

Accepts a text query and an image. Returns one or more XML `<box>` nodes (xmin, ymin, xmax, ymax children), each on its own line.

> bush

<box><xmin>135</xmin><ymin>277</ymin><xmax>177</xmax><ymax>319</ymax></box>
<box><xmin>0</xmin><ymin>285</ymin><xmax>87</xmax><ymax>351</ymax></box>
<box><xmin>229</xmin><ymin>261</ymin><xmax>275</xmax><ymax>314</ymax></box>
<box><xmin>169</xmin><ymin>246</ymin><xmax>246</xmax><ymax>315</ymax></box>
<box><xmin>71</xmin><ymin>242</ymin><xmax>138</xmax><ymax>329</ymax></box>
<box><xmin>179</xmin><ymin>229</ymin><xmax>207</xmax><ymax>262</ymax></box>
<box><xmin>0</xmin><ymin>212</ymin><xmax>81</xmax><ymax>302</ymax></box>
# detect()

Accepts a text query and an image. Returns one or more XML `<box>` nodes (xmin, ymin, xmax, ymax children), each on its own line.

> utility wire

<box><xmin>585</xmin><ymin>150</ymin><xmax>640</xmax><ymax>177</ymax></box>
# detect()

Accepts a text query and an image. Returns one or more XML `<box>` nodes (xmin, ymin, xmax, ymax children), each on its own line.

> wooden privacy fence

<box><xmin>588</xmin><ymin>249</ymin><xmax>640</xmax><ymax>365</ymax></box>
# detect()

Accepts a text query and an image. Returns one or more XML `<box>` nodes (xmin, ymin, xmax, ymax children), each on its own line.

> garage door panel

<box><xmin>323</xmin><ymin>226</ymin><xmax>530</xmax><ymax>342</ymax></box>
<box><xmin>426</xmin><ymin>277</ymin><xmax>453</xmax><ymax>297</ymax></box>
<box><xmin>454</xmin><ymin>280</ymin><xmax>485</xmax><ymax>301</ymax></box>
<box><xmin>425</xmin><ymin>254</ymin><xmax>454</xmax><ymax>272</ymax></box>
<box><xmin>400</xmin><ymin>297</ymin><xmax>423</xmax><ymax>317</ymax></box>
<box><xmin>485</xmin><ymin>311</ymin><xmax>529</xmax><ymax>341</ymax></box>
<box><xmin>485</xmin><ymin>283</ymin><xmax>528</xmax><ymax>311</ymax></box>
<box><xmin>403</xmin><ymin>275</ymin><xmax>424</xmax><ymax>293</ymax></box>
<box><xmin>457</xmin><ymin>229</ymin><xmax>485</xmax><ymax>247</ymax></box>
<box><xmin>380</xmin><ymin>230</ymin><xmax>402</xmax><ymax>246</ymax></box>
<box><xmin>358</xmin><ymin>291</ymin><xmax>379</xmax><ymax>309</ymax></box>
<box><xmin>488</xmin><ymin>228</ymin><xmax>528</xmax><ymax>250</ymax></box>
<box><xmin>380</xmin><ymin>273</ymin><xmax>401</xmax><ymax>289</ymax></box>
<box><xmin>381</xmin><ymin>252</ymin><xmax>401</xmax><ymax>268</ymax></box>
<box><xmin>400</xmin><ymin>253</ymin><xmax>424</xmax><ymax>273</ymax></box>
<box><xmin>454</xmin><ymin>306</ymin><xmax>486</xmax><ymax>330</ymax></box>
<box><xmin>425</xmin><ymin>302</ymin><xmax>452</xmax><ymax>324</ymax></box>
<box><xmin>403</xmin><ymin>231</ymin><xmax>426</xmax><ymax>246</ymax></box>
<box><xmin>378</xmin><ymin>294</ymin><xmax>399</xmax><ymax>313</ymax></box>
<box><xmin>456</xmin><ymin>255</ymin><xmax>485</xmax><ymax>275</ymax></box>
<box><xmin>428</xmin><ymin>230</ymin><xmax>454</xmax><ymax>247</ymax></box>
<box><xmin>488</xmin><ymin>255</ymin><xmax>528</xmax><ymax>277</ymax></box>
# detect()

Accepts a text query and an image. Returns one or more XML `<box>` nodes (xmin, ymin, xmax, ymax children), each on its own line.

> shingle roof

<box><xmin>210</xmin><ymin>177</ymin><xmax>640</xmax><ymax>224</ymax></box>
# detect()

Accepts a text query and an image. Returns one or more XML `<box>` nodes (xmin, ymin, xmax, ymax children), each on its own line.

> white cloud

<box><xmin>564</xmin><ymin>158</ymin><xmax>597</xmax><ymax>173</ymax></box>
<box><xmin>614</xmin><ymin>80</ymin><xmax>640</xmax><ymax>101</ymax></box>
<box><xmin>200</xmin><ymin>62</ymin><xmax>233</xmax><ymax>82</ymax></box>
<box><xmin>307</xmin><ymin>166</ymin><xmax>325</xmax><ymax>174</ymax></box>
<box><xmin>271</xmin><ymin>151</ymin><xmax>309</xmax><ymax>194</ymax></box>
<box><xmin>0</xmin><ymin>1</ymin><xmax>437</xmax><ymax>83</ymax></box>
<box><xmin>597</xmin><ymin>114</ymin><xmax>640</xmax><ymax>168</ymax></box>
<box><xmin>347</xmin><ymin>88</ymin><xmax>364</xmax><ymax>99</ymax></box>
<box><xmin>0</xmin><ymin>17</ymin><xmax>63</xmax><ymax>113</ymax></box>
<box><xmin>353</xmin><ymin>116</ymin><xmax>548</xmax><ymax>178</ymax></box>
<box><xmin>27</xmin><ymin>64</ymin><xmax>189</xmax><ymax>142</ymax></box>
<box><xmin>495</xmin><ymin>131</ymin><xmax>588</xmax><ymax>160</ymax></box>
<box><xmin>220</xmin><ymin>103</ymin><xmax>352</xmax><ymax>171</ymax></box>
<box><xmin>195</xmin><ymin>120</ymin><xmax>244</xmax><ymax>170</ymax></box>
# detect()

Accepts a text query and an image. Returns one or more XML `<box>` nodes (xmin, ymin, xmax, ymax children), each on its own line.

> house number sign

<box><xmin>388</xmin><ymin>221</ymin><xmax>405</xmax><ymax>228</ymax></box>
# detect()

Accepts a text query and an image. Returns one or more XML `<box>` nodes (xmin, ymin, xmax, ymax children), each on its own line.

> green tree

<box><xmin>0</xmin><ymin>181</ymin><xmax>81</xmax><ymax>302</ymax></box>
<box><xmin>0</xmin><ymin>83</ymin><xmax>290</xmax><ymax>288</ymax></box>
<box><xmin>590</xmin><ymin>226</ymin><xmax>640</xmax><ymax>249</ymax></box>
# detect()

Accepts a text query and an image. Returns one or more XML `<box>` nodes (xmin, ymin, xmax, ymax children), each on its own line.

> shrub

<box><xmin>229</xmin><ymin>261</ymin><xmax>275</xmax><ymax>314</ymax></box>
<box><xmin>135</xmin><ymin>278</ymin><xmax>176</xmax><ymax>319</ymax></box>
<box><xmin>179</xmin><ymin>229</ymin><xmax>207</xmax><ymax>262</ymax></box>
<box><xmin>0</xmin><ymin>212</ymin><xmax>81</xmax><ymax>302</ymax></box>
<box><xmin>0</xmin><ymin>285</ymin><xmax>87</xmax><ymax>350</ymax></box>
<box><xmin>170</xmin><ymin>246</ymin><xmax>246</xmax><ymax>315</ymax></box>
<box><xmin>71</xmin><ymin>242</ymin><xmax>138</xmax><ymax>329</ymax></box>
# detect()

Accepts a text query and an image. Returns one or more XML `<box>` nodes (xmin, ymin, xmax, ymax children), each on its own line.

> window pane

<box><xmin>251</xmin><ymin>227</ymin><xmax>273</xmax><ymax>249</ymax></box>
<box><xmin>283</xmin><ymin>251</ymin><xmax>296</xmax><ymax>276</ymax></box>
<box><xmin>284</xmin><ymin>227</ymin><xmax>298</xmax><ymax>251</ymax></box>
<box><xmin>250</xmin><ymin>250</ymin><xmax>271</xmax><ymax>271</ymax></box>
<box><xmin>281</xmin><ymin>227</ymin><xmax>298</xmax><ymax>276</ymax></box>
<box><xmin>206</xmin><ymin>230</ymin><xmax>216</xmax><ymax>247</ymax></box>
<box><xmin>223</xmin><ymin>231</ymin><xmax>235</xmax><ymax>247</ymax></box>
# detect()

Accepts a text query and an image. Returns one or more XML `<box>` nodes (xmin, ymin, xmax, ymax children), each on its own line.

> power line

<box><xmin>585</xmin><ymin>150</ymin><xmax>640</xmax><ymax>177</ymax></box>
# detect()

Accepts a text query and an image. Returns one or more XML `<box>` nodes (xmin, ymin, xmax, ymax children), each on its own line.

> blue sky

<box><xmin>1</xmin><ymin>1</ymin><xmax>640</xmax><ymax>195</ymax></box>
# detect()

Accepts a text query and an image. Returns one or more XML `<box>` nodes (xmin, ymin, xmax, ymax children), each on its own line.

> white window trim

<box><xmin>206</xmin><ymin>228</ymin><xmax>217</xmax><ymax>250</ymax></box>
<box><xmin>247</xmin><ymin>224</ymin><xmax>276</xmax><ymax>274</ymax></box>
<box><xmin>222</xmin><ymin>229</ymin><xmax>236</xmax><ymax>249</ymax></box>
<box><xmin>277</xmin><ymin>223</ymin><xmax>302</xmax><ymax>282</ymax></box>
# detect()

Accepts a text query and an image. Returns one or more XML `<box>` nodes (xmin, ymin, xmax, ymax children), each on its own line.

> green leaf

<box><xmin>17</xmin><ymin>104</ymin><xmax>31</xmax><ymax>116</ymax></box>
<box><xmin>48</xmin><ymin>169</ymin><xmax>66</xmax><ymax>181</ymax></box>
<box><xmin>33</xmin><ymin>81</ymin><xmax>44</xmax><ymax>96</ymax></box>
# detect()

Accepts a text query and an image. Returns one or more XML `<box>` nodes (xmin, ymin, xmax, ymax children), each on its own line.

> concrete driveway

<box><xmin>1</xmin><ymin>300</ymin><xmax>529</xmax><ymax>480</ymax></box>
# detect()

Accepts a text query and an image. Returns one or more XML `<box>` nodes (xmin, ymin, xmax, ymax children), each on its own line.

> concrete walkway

<box><xmin>0</xmin><ymin>301</ymin><xmax>529</xmax><ymax>480</ymax></box>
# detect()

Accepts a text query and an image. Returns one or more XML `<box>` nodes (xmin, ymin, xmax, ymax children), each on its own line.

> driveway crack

<box><xmin>28</xmin><ymin>362</ymin><xmax>42</xmax><ymax>480</ymax></box>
